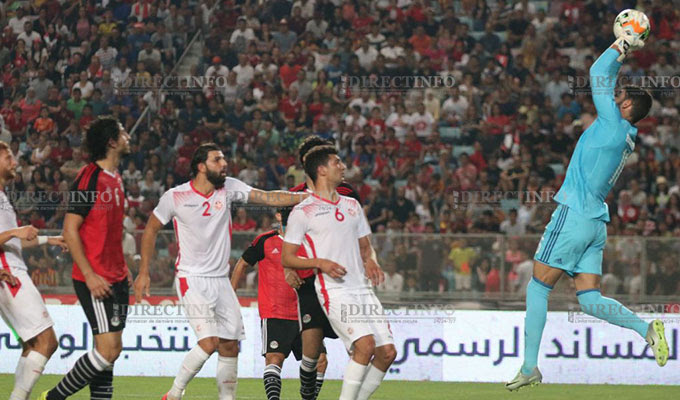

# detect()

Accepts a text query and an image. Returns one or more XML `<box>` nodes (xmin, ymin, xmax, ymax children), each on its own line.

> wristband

<box><xmin>38</xmin><ymin>236</ymin><xmax>48</xmax><ymax>245</ymax></box>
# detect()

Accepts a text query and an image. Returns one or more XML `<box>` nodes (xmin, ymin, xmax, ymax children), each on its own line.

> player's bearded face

<box><xmin>0</xmin><ymin>149</ymin><xmax>17</xmax><ymax>181</ymax></box>
<box><xmin>205</xmin><ymin>154</ymin><xmax>228</xmax><ymax>189</ymax></box>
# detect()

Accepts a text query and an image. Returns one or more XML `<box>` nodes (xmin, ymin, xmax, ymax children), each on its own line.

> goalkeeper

<box><xmin>505</xmin><ymin>32</ymin><xmax>668</xmax><ymax>391</ymax></box>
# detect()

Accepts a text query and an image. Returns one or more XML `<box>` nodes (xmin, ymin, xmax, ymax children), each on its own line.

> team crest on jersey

<box><xmin>348</xmin><ymin>327</ymin><xmax>354</xmax><ymax>335</ymax></box>
<box><xmin>214</xmin><ymin>200</ymin><xmax>224</xmax><ymax>210</ymax></box>
<box><xmin>348</xmin><ymin>207</ymin><xmax>357</xmax><ymax>217</ymax></box>
<box><xmin>270</xmin><ymin>340</ymin><xmax>279</xmax><ymax>349</ymax></box>
<box><xmin>303</xmin><ymin>314</ymin><xmax>311</xmax><ymax>324</ymax></box>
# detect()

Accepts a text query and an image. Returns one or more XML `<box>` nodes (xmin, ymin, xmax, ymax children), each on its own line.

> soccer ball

<box><xmin>613</xmin><ymin>9</ymin><xmax>650</xmax><ymax>42</ymax></box>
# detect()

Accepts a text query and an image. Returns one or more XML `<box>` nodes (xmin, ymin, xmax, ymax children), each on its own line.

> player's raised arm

<box><xmin>248</xmin><ymin>188</ymin><xmax>309</xmax><ymax>207</ymax></box>
<box><xmin>0</xmin><ymin>225</ymin><xmax>38</xmax><ymax>245</ymax></box>
<box><xmin>590</xmin><ymin>34</ymin><xmax>645</xmax><ymax>122</ymax></box>
<box><xmin>21</xmin><ymin>233</ymin><xmax>68</xmax><ymax>250</ymax></box>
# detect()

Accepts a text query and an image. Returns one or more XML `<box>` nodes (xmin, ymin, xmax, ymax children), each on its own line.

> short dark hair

<box><xmin>623</xmin><ymin>85</ymin><xmax>652</xmax><ymax>124</ymax></box>
<box><xmin>191</xmin><ymin>142</ymin><xmax>221</xmax><ymax>177</ymax></box>
<box><xmin>84</xmin><ymin>116</ymin><xmax>121</xmax><ymax>161</ymax></box>
<box><xmin>303</xmin><ymin>145</ymin><xmax>337</xmax><ymax>182</ymax></box>
<box><xmin>297</xmin><ymin>135</ymin><xmax>331</xmax><ymax>164</ymax></box>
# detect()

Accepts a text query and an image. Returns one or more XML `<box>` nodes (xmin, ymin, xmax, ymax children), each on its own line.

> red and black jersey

<box><xmin>283</xmin><ymin>181</ymin><xmax>362</xmax><ymax>279</ymax></box>
<box><xmin>242</xmin><ymin>230</ymin><xmax>308</xmax><ymax>320</ymax></box>
<box><xmin>67</xmin><ymin>163</ymin><xmax>128</xmax><ymax>284</ymax></box>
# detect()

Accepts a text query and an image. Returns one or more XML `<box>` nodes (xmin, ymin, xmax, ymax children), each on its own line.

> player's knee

<box><xmin>265</xmin><ymin>353</ymin><xmax>285</xmax><ymax>367</ymax></box>
<box><xmin>33</xmin><ymin>328</ymin><xmax>58</xmax><ymax>357</ymax></box>
<box><xmin>43</xmin><ymin>333</ymin><xmax>58</xmax><ymax>357</ymax></box>
<box><xmin>198</xmin><ymin>337</ymin><xmax>219</xmax><ymax>354</ymax></box>
<box><xmin>379</xmin><ymin>345</ymin><xmax>397</xmax><ymax>366</ymax></box>
<box><xmin>98</xmin><ymin>342</ymin><xmax>122</xmax><ymax>363</ymax></box>
<box><xmin>354</xmin><ymin>336</ymin><xmax>376</xmax><ymax>357</ymax></box>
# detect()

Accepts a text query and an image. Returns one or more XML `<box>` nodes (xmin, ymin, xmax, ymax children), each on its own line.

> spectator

<box><xmin>448</xmin><ymin>239</ymin><xmax>477</xmax><ymax>291</ymax></box>
<box><xmin>500</xmin><ymin>209</ymin><xmax>527</xmax><ymax>235</ymax></box>
<box><xmin>378</xmin><ymin>258</ymin><xmax>404</xmax><ymax>293</ymax></box>
<box><xmin>232</xmin><ymin>207</ymin><xmax>257</xmax><ymax>232</ymax></box>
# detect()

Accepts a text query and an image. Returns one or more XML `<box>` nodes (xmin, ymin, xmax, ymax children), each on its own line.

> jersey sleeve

<box><xmin>225</xmin><ymin>177</ymin><xmax>253</xmax><ymax>204</ymax></box>
<box><xmin>283</xmin><ymin>206</ymin><xmax>308</xmax><ymax>245</ymax></box>
<box><xmin>589</xmin><ymin>48</ymin><xmax>622</xmax><ymax>123</ymax></box>
<box><xmin>153</xmin><ymin>190</ymin><xmax>175</xmax><ymax>225</ymax></box>
<box><xmin>66</xmin><ymin>166</ymin><xmax>99</xmax><ymax>218</ymax></box>
<box><xmin>357</xmin><ymin>205</ymin><xmax>372</xmax><ymax>239</ymax></box>
<box><xmin>241</xmin><ymin>234</ymin><xmax>267</xmax><ymax>265</ymax></box>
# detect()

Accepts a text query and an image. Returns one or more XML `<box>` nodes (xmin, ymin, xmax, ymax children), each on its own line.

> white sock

<box><xmin>10</xmin><ymin>357</ymin><xmax>27</xmax><ymax>400</ymax></box>
<box><xmin>339</xmin><ymin>359</ymin><xmax>368</xmax><ymax>400</ymax></box>
<box><xmin>11</xmin><ymin>352</ymin><xmax>48</xmax><ymax>400</ymax></box>
<box><xmin>169</xmin><ymin>346</ymin><xmax>211</xmax><ymax>399</ymax></box>
<box><xmin>356</xmin><ymin>364</ymin><xmax>387</xmax><ymax>400</ymax></box>
<box><xmin>217</xmin><ymin>356</ymin><xmax>238</xmax><ymax>400</ymax></box>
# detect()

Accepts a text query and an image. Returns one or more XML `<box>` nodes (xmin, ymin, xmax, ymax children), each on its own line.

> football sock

<box><xmin>521</xmin><ymin>277</ymin><xmax>552</xmax><ymax>375</ymax></box>
<box><xmin>299</xmin><ymin>355</ymin><xmax>318</xmax><ymax>400</ymax></box>
<box><xmin>11</xmin><ymin>352</ymin><xmax>48</xmax><ymax>400</ymax></box>
<box><xmin>315</xmin><ymin>371</ymin><xmax>325</xmax><ymax>397</ymax></box>
<box><xmin>263</xmin><ymin>364</ymin><xmax>281</xmax><ymax>400</ymax></box>
<box><xmin>89</xmin><ymin>365</ymin><xmax>114</xmax><ymax>400</ymax></box>
<box><xmin>168</xmin><ymin>346</ymin><xmax>211</xmax><ymax>399</ymax></box>
<box><xmin>577</xmin><ymin>289</ymin><xmax>648</xmax><ymax>338</ymax></box>
<box><xmin>216</xmin><ymin>356</ymin><xmax>238</xmax><ymax>400</ymax></box>
<box><xmin>356</xmin><ymin>364</ymin><xmax>386</xmax><ymax>400</ymax></box>
<box><xmin>339</xmin><ymin>359</ymin><xmax>368</xmax><ymax>400</ymax></box>
<box><xmin>47</xmin><ymin>349</ymin><xmax>111</xmax><ymax>400</ymax></box>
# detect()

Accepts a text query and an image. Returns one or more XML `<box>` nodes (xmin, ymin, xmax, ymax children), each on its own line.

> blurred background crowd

<box><xmin>1</xmin><ymin>0</ymin><xmax>679</xmax><ymax>299</ymax></box>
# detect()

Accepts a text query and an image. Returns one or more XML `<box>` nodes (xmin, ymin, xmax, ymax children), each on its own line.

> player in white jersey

<box><xmin>0</xmin><ymin>140</ymin><xmax>68</xmax><ymax>400</ymax></box>
<box><xmin>134</xmin><ymin>143</ymin><xmax>308</xmax><ymax>400</ymax></box>
<box><xmin>282</xmin><ymin>145</ymin><xmax>397</xmax><ymax>400</ymax></box>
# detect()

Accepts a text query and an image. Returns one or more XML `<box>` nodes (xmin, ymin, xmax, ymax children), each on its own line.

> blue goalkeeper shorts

<box><xmin>534</xmin><ymin>204</ymin><xmax>607</xmax><ymax>276</ymax></box>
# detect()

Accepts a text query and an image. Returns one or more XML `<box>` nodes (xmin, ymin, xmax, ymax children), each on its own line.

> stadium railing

<box><xmin>31</xmin><ymin>231</ymin><xmax>680</xmax><ymax>311</ymax></box>
<box><xmin>128</xmin><ymin>2</ymin><xmax>217</xmax><ymax>136</ymax></box>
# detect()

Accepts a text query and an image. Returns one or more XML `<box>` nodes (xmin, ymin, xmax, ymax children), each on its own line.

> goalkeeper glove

<box><xmin>613</xmin><ymin>34</ymin><xmax>645</xmax><ymax>62</ymax></box>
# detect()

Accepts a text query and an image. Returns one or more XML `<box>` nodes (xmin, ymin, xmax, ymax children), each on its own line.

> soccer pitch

<box><xmin>1</xmin><ymin>375</ymin><xmax>678</xmax><ymax>399</ymax></box>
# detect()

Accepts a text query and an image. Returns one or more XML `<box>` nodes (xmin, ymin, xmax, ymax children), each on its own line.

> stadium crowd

<box><xmin>1</xmin><ymin>0</ymin><xmax>679</xmax><ymax>296</ymax></box>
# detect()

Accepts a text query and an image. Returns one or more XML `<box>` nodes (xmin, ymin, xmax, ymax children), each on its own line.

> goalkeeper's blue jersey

<box><xmin>554</xmin><ymin>48</ymin><xmax>638</xmax><ymax>222</ymax></box>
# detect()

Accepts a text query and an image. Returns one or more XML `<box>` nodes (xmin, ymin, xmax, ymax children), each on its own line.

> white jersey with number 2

<box><xmin>284</xmin><ymin>193</ymin><xmax>372</xmax><ymax>291</ymax></box>
<box><xmin>153</xmin><ymin>177</ymin><xmax>252</xmax><ymax>277</ymax></box>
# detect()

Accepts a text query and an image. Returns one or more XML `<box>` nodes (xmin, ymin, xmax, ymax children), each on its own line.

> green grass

<box><xmin>1</xmin><ymin>375</ymin><xmax>678</xmax><ymax>399</ymax></box>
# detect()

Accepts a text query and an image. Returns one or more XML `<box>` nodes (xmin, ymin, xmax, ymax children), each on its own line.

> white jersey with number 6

<box><xmin>284</xmin><ymin>193</ymin><xmax>372</xmax><ymax>291</ymax></box>
<box><xmin>153</xmin><ymin>177</ymin><xmax>253</xmax><ymax>277</ymax></box>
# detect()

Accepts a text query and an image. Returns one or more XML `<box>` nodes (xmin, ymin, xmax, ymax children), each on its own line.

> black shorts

<box><xmin>261</xmin><ymin>318</ymin><xmax>327</xmax><ymax>361</ymax></box>
<box><xmin>262</xmin><ymin>318</ymin><xmax>303</xmax><ymax>360</ymax></box>
<box><xmin>74</xmin><ymin>279</ymin><xmax>129</xmax><ymax>335</ymax></box>
<box><xmin>296</xmin><ymin>276</ymin><xmax>338</xmax><ymax>339</ymax></box>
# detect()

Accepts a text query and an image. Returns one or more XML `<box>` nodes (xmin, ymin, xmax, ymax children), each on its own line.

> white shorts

<box><xmin>317</xmin><ymin>285</ymin><xmax>394</xmax><ymax>352</ymax></box>
<box><xmin>175</xmin><ymin>275</ymin><xmax>245</xmax><ymax>341</ymax></box>
<box><xmin>0</xmin><ymin>269</ymin><xmax>53</xmax><ymax>341</ymax></box>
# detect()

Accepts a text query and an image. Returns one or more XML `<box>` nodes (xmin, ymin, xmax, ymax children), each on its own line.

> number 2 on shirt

<box><xmin>202</xmin><ymin>201</ymin><xmax>211</xmax><ymax>216</ymax></box>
